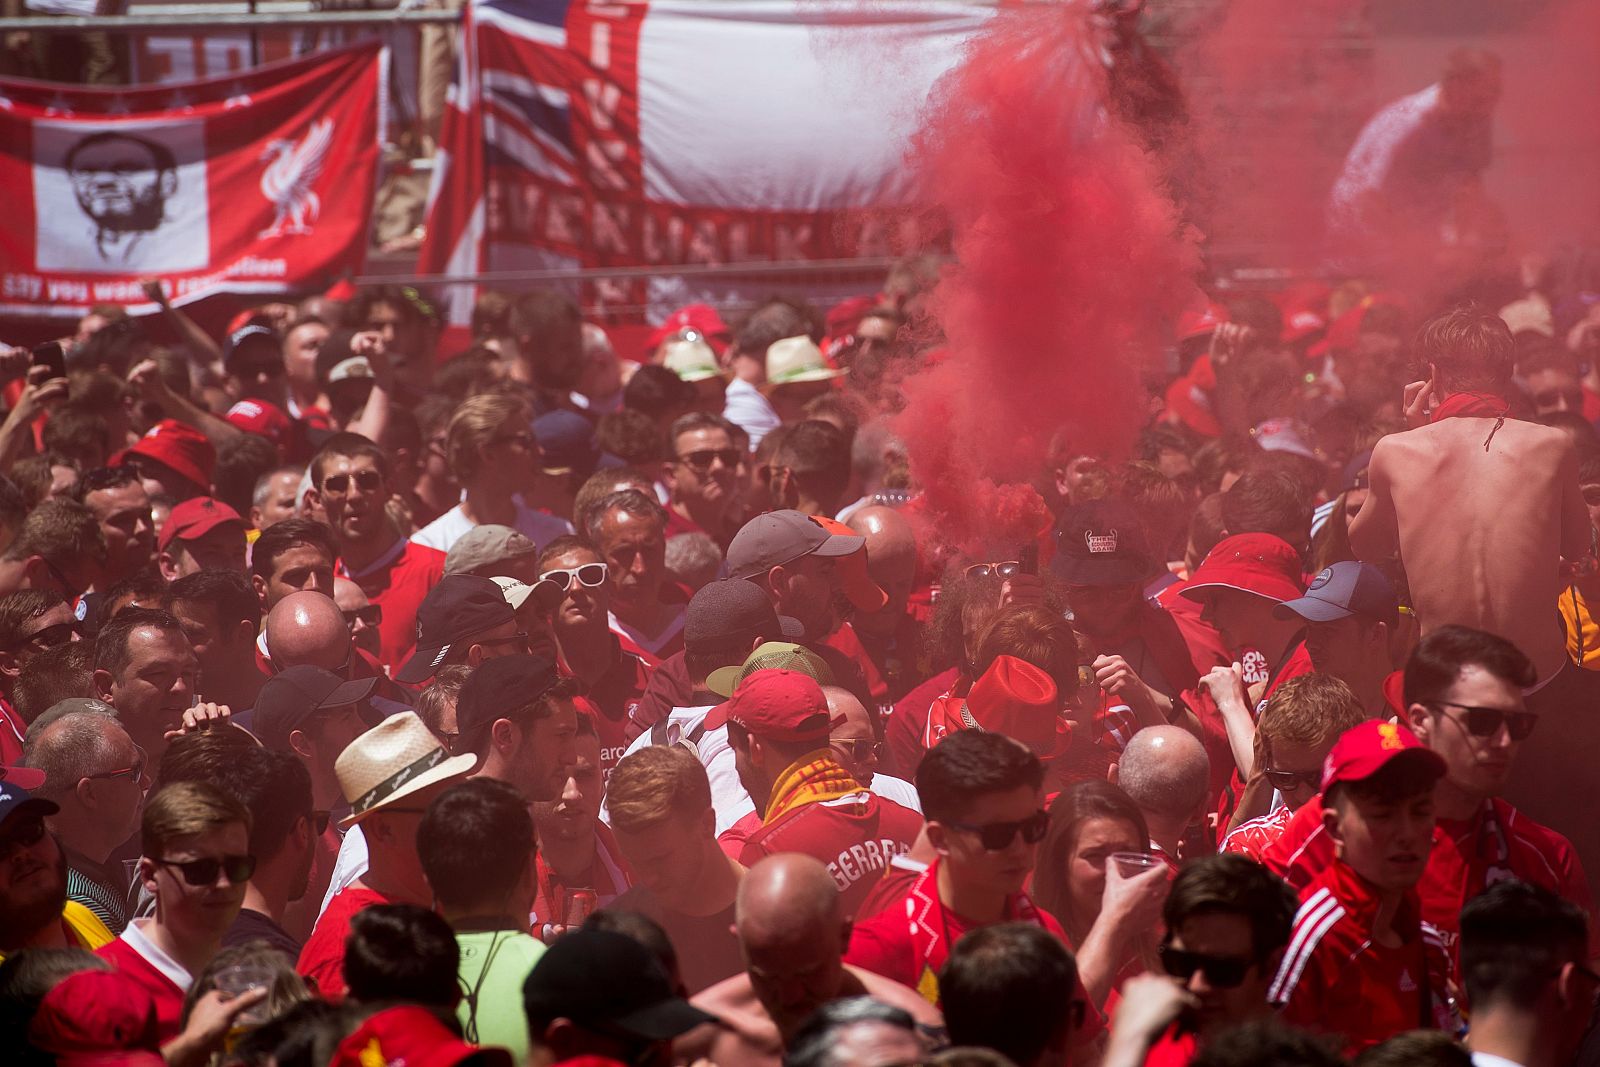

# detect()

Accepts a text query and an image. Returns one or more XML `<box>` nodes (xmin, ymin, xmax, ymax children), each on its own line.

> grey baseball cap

<box><xmin>683</xmin><ymin>579</ymin><xmax>803</xmax><ymax>655</ymax></box>
<box><xmin>1274</xmin><ymin>561</ymin><xmax>1398</xmax><ymax>626</ymax></box>
<box><xmin>726</xmin><ymin>510</ymin><xmax>864</xmax><ymax>580</ymax></box>
<box><xmin>26</xmin><ymin>698</ymin><xmax>116</xmax><ymax>743</ymax></box>
<box><xmin>445</xmin><ymin>524</ymin><xmax>539</xmax><ymax>576</ymax></box>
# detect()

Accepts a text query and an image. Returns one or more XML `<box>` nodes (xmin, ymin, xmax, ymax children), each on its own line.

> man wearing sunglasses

<box><xmin>0</xmin><ymin>589</ymin><xmax>82</xmax><ymax>765</ymax></box>
<box><xmin>394</xmin><ymin>574</ymin><xmax>532</xmax><ymax>687</ymax></box>
<box><xmin>0</xmin><ymin>772</ymin><xmax>115</xmax><ymax>961</ymax></box>
<box><xmin>308</xmin><ymin>433</ymin><xmax>446</xmax><ymax>670</ymax></box>
<box><xmin>25</xmin><ymin>710</ymin><xmax>147</xmax><ymax>935</ymax></box>
<box><xmin>663</xmin><ymin>411</ymin><xmax>742</xmax><ymax>545</ymax></box>
<box><xmin>1104</xmin><ymin>855</ymin><xmax>1297</xmax><ymax>1067</ymax></box>
<box><xmin>1262</xmin><ymin>627</ymin><xmax>1594</xmax><ymax>963</ymax></box>
<box><xmin>99</xmin><ymin>780</ymin><xmax>254</xmax><ymax>1040</ymax></box>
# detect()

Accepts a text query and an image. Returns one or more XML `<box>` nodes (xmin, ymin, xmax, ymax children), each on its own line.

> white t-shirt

<box><xmin>410</xmin><ymin>501</ymin><xmax>573</xmax><ymax>555</ymax></box>
<box><xmin>318</xmin><ymin>825</ymin><xmax>368</xmax><ymax>917</ymax></box>
<box><xmin>722</xmin><ymin>378</ymin><xmax>780</xmax><ymax>451</ymax></box>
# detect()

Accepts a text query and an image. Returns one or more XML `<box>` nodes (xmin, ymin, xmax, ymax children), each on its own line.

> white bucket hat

<box><xmin>763</xmin><ymin>336</ymin><xmax>845</xmax><ymax>387</ymax></box>
<box><xmin>334</xmin><ymin>711</ymin><xmax>476</xmax><ymax>828</ymax></box>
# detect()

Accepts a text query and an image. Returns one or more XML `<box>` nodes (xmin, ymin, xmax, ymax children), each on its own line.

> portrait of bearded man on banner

<box><xmin>66</xmin><ymin>132</ymin><xmax>178</xmax><ymax>265</ymax></box>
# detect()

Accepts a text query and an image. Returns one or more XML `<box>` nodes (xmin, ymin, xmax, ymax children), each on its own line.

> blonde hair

<box><xmin>607</xmin><ymin>745</ymin><xmax>711</xmax><ymax>834</ymax></box>
<box><xmin>141</xmin><ymin>780</ymin><xmax>251</xmax><ymax>858</ymax></box>
<box><xmin>1258</xmin><ymin>674</ymin><xmax>1368</xmax><ymax>751</ymax></box>
<box><xmin>447</xmin><ymin>393</ymin><xmax>530</xmax><ymax>483</ymax></box>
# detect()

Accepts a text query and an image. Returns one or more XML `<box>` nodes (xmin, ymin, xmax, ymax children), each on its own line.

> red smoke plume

<box><xmin>894</xmin><ymin>6</ymin><xmax>1198</xmax><ymax>556</ymax></box>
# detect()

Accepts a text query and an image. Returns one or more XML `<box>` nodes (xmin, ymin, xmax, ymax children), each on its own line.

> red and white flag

<box><xmin>0</xmin><ymin>42</ymin><xmax>387</xmax><ymax>317</ymax></box>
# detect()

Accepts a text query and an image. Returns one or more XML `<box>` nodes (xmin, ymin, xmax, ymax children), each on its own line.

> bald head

<box><xmin>848</xmin><ymin>506</ymin><xmax>916</xmax><ymax>566</ymax></box>
<box><xmin>736</xmin><ymin>853</ymin><xmax>841</xmax><ymax>945</ymax></box>
<box><xmin>847</xmin><ymin>506</ymin><xmax>917</xmax><ymax>636</ymax></box>
<box><xmin>1117</xmin><ymin>726</ymin><xmax>1210</xmax><ymax>822</ymax></box>
<box><xmin>25</xmin><ymin>711</ymin><xmax>130</xmax><ymax>801</ymax></box>
<box><xmin>266</xmin><ymin>590</ymin><xmax>350</xmax><ymax>671</ymax></box>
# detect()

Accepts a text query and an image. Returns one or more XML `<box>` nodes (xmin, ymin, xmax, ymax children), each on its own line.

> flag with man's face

<box><xmin>0</xmin><ymin>42</ymin><xmax>386</xmax><ymax>318</ymax></box>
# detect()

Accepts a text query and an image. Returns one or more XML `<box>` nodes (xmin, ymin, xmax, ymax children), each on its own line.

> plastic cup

<box><xmin>1110</xmin><ymin>850</ymin><xmax>1164</xmax><ymax>878</ymax></box>
<box><xmin>213</xmin><ymin>961</ymin><xmax>275</xmax><ymax>1026</ymax></box>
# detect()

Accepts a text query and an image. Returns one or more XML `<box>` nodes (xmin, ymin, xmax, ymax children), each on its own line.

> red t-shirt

<box><xmin>579</xmin><ymin>644</ymin><xmax>654</xmax><ymax>779</ymax></box>
<box><xmin>820</xmin><ymin>621</ymin><xmax>890</xmax><ymax>704</ymax></box>
<box><xmin>296</xmin><ymin>885</ymin><xmax>392</xmax><ymax>999</ymax></box>
<box><xmin>883</xmin><ymin>669</ymin><xmax>963</xmax><ymax>781</ymax></box>
<box><xmin>1143</xmin><ymin>1025</ymin><xmax>1198</xmax><ymax>1067</ymax></box>
<box><xmin>0</xmin><ymin>695</ymin><xmax>23</xmax><ymax>766</ymax></box>
<box><xmin>98</xmin><ymin>927</ymin><xmax>188</xmax><ymax>1041</ymax></box>
<box><xmin>339</xmin><ymin>541</ymin><xmax>446</xmax><ymax>673</ymax></box>
<box><xmin>738</xmin><ymin>792</ymin><xmax>923</xmax><ymax>919</ymax></box>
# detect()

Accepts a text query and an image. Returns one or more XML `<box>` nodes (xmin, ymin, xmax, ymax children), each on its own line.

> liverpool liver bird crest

<box><xmin>259</xmin><ymin>118</ymin><xmax>332</xmax><ymax>238</ymax></box>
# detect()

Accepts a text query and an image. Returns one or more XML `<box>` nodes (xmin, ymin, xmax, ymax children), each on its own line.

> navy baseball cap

<box><xmin>533</xmin><ymin>410</ymin><xmax>623</xmax><ymax>480</ymax></box>
<box><xmin>1274</xmin><ymin>561</ymin><xmax>1398</xmax><ymax>626</ymax></box>
<box><xmin>1050</xmin><ymin>499</ymin><xmax>1152</xmax><ymax>586</ymax></box>
<box><xmin>253</xmin><ymin>666</ymin><xmax>378</xmax><ymax>752</ymax></box>
<box><xmin>683</xmin><ymin>579</ymin><xmax>803</xmax><ymax>654</ymax></box>
<box><xmin>0</xmin><ymin>780</ymin><xmax>58</xmax><ymax>826</ymax></box>
<box><xmin>397</xmin><ymin>575</ymin><xmax>517</xmax><ymax>685</ymax></box>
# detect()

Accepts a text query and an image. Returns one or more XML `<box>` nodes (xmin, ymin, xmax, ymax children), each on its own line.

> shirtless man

<box><xmin>1349</xmin><ymin>305</ymin><xmax>1588</xmax><ymax>690</ymax></box>
<box><xmin>683</xmin><ymin>854</ymin><xmax>943</xmax><ymax>1067</ymax></box>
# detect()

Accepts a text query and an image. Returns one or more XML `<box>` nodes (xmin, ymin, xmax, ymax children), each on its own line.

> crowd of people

<box><xmin>1</xmin><ymin>264</ymin><xmax>1599</xmax><ymax>1067</ymax></box>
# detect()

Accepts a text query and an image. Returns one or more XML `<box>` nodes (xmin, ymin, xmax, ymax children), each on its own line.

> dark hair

<box><xmin>1163</xmin><ymin>855</ymin><xmax>1298</xmax><ymax>962</ymax></box>
<box><xmin>669</xmin><ymin>411</ymin><xmax>737</xmax><ymax>452</ymax></box>
<box><xmin>1188</xmin><ymin>492</ymin><xmax>1228</xmax><ymax>561</ymax></box>
<box><xmin>94</xmin><ymin>607</ymin><xmax>184</xmax><ymax>679</ymax></box>
<box><xmin>773</xmin><ymin>421</ymin><xmax>851</xmax><ymax>513</ymax></box>
<box><xmin>784</xmin><ymin>997</ymin><xmax>916</xmax><ymax>1067</ymax></box>
<box><xmin>417</xmin><ymin>779</ymin><xmax>535</xmax><ymax>911</ymax></box>
<box><xmin>217</xmin><ymin>748</ymin><xmax>313</xmax><ymax>861</ymax></box>
<box><xmin>536</xmin><ymin>534</ymin><xmax>599</xmax><ymax>571</ymax></box>
<box><xmin>940</xmin><ymin>923</ymin><xmax>1077</xmax><ymax>1066</ymax></box>
<box><xmin>1459</xmin><ymin>879</ymin><xmax>1588</xmax><ymax>1013</ymax></box>
<box><xmin>224</xmin><ymin>996</ymin><xmax>351</xmax><ymax>1067</ymax></box>
<box><xmin>11</xmin><ymin>453</ymin><xmax>77</xmax><ymax>510</ymax></box>
<box><xmin>583</xmin><ymin>488</ymin><xmax>668</xmax><ymax>544</ymax></box>
<box><xmin>67</xmin><ymin>130</ymin><xmax>176</xmax><ymax>173</ymax></box>
<box><xmin>213</xmin><ymin>434</ymin><xmax>281</xmax><ymax>517</ymax></box>
<box><xmin>1033</xmin><ymin>780</ymin><xmax>1149</xmax><ymax>937</ymax></box>
<box><xmin>1189</xmin><ymin>1020</ymin><xmax>1344</xmax><ymax>1067</ymax></box>
<box><xmin>250</xmin><ymin>518</ymin><xmax>338</xmax><ymax>581</ymax></box>
<box><xmin>155</xmin><ymin>726</ymin><xmax>264</xmax><ymax>791</ymax></box>
<box><xmin>594</xmin><ymin>409</ymin><xmax>666</xmax><ymax>466</ymax></box>
<box><xmin>916</xmin><ymin>730</ymin><xmax>1044</xmax><ymax>825</ymax></box>
<box><xmin>309</xmin><ymin>432</ymin><xmax>390</xmax><ymax>488</ymax></box>
<box><xmin>0</xmin><ymin>499</ymin><xmax>106</xmax><ymax>573</ymax></box>
<box><xmin>13</xmin><ymin>643</ymin><xmax>93</xmax><ymax>725</ymax></box>
<box><xmin>736</xmin><ymin>297</ymin><xmax>819</xmax><ymax>357</ymax></box>
<box><xmin>72</xmin><ymin>464</ymin><xmax>142</xmax><ymax>503</ymax></box>
<box><xmin>1402</xmin><ymin>624</ymin><xmax>1537</xmax><ymax>708</ymax></box>
<box><xmin>624</xmin><ymin>364</ymin><xmax>697</xmax><ymax>419</ymax></box>
<box><xmin>1416</xmin><ymin>304</ymin><xmax>1515</xmax><ymax>394</ymax></box>
<box><xmin>1353</xmin><ymin>1031</ymin><xmax>1471</xmax><ymax>1067</ymax></box>
<box><xmin>508</xmin><ymin>290</ymin><xmax>583</xmax><ymax>391</ymax></box>
<box><xmin>167</xmin><ymin>569</ymin><xmax>260</xmax><ymax>636</ymax></box>
<box><xmin>343</xmin><ymin>904</ymin><xmax>461</xmax><ymax>1008</ymax></box>
<box><xmin>97</xmin><ymin>570</ymin><xmax>169</xmax><ymax>631</ymax></box>
<box><xmin>1221</xmin><ymin>467</ymin><xmax>1311</xmax><ymax>547</ymax></box>
<box><xmin>0</xmin><ymin>947</ymin><xmax>113</xmax><ymax>1065</ymax></box>
<box><xmin>0</xmin><ymin>476</ymin><xmax>25</xmax><ymax>541</ymax></box>
<box><xmin>40</xmin><ymin>409</ymin><xmax>112</xmax><ymax>471</ymax></box>
<box><xmin>0</xmin><ymin>590</ymin><xmax>66</xmax><ymax>653</ymax></box>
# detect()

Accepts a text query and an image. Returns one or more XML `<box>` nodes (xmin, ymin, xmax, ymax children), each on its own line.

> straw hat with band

<box><xmin>762</xmin><ymin>336</ymin><xmax>846</xmax><ymax>388</ymax></box>
<box><xmin>334</xmin><ymin>711</ymin><xmax>475</xmax><ymax>829</ymax></box>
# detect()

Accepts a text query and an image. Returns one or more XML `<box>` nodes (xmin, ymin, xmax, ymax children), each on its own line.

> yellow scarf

<box><xmin>763</xmin><ymin>751</ymin><xmax>863</xmax><ymax>824</ymax></box>
<box><xmin>1561</xmin><ymin>583</ymin><xmax>1600</xmax><ymax>671</ymax></box>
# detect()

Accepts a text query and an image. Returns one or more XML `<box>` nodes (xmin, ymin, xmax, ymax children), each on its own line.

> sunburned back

<box><xmin>1378</xmin><ymin>418</ymin><xmax>1572</xmax><ymax>678</ymax></box>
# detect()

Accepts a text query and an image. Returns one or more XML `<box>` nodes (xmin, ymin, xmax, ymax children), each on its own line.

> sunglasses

<box><xmin>833</xmin><ymin>738</ymin><xmax>885</xmax><ymax>762</ymax></box>
<box><xmin>320</xmin><ymin>469</ymin><xmax>384</xmax><ymax>495</ymax></box>
<box><xmin>153</xmin><ymin>853</ymin><xmax>257</xmax><ymax>887</ymax></box>
<box><xmin>1159</xmin><ymin>944</ymin><xmax>1254</xmax><ymax>988</ymax></box>
<box><xmin>0</xmin><ymin>815</ymin><xmax>47</xmax><ymax>857</ymax></box>
<box><xmin>1533</xmin><ymin>388</ymin><xmax>1583</xmax><ymax>410</ymax></box>
<box><xmin>1428</xmin><ymin>700</ymin><xmax>1538</xmax><ymax>742</ymax></box>
<box><xmin>946</xmin><ymin>809</ymin><xmax>1050</xmax><ymax>850</ymax></box>
<box><xmin>477</xmin><ymin>631</ymin><xmax>530</xmax><ymax>651</ymax></box>
<box><xmin>1264</xmin><ymin>767</ymin><xmax>1321</xmax><ymax>792</ymax></box>
<box><xmin>16</xmin><ymin>620</ymin><xmax>79</xmax><ymax>653</ymax></box>
<box><xmin>342</xmin><ymin>605</ymin><xmax>383</xmax><ymax>629</ymax></box>
<box><xmin>539</xmin><ymin>563</ymin><xmax>608</xmax><ymax>592</ymax></box>
<box><xmin>678</xmin><ymin>448</ymin><xmax>740</xmax><ymax>472</ymax></box>
<box><xmin>965</xmin><ymin>561</ymin><xmax>1022</xmax><ymax>580</ymax></box>
<box><xmin>85</xmin><ymin>743</ymin><xmax>148</xmax><ymax>784</ymax></box>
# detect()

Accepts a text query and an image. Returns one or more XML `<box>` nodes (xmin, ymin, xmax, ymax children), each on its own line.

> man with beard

<box><xmin>0</xmin><ymin>772</ymin><xmax>115</xmax><ymax>960</ymax></box>
<box><xmin>66</xmin><ymin>132</ymin><xmax>178</xmax><ymax>266</ymax></box>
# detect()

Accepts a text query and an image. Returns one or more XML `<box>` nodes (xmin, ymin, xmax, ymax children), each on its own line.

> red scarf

<box><xmin>1429</xmin><ymin>391</ymin><xmax>1510</xmax><ymax>422</ymax></box>
<box><xmin>903</xmin><ymin>859</ymin><xmax>1049</xmax><ymax>1005</ymax></box>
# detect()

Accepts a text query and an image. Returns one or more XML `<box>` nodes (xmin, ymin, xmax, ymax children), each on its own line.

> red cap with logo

<box><xmin>113</xmin><ymin>419</ymin><xmax>215</xmax><ymax>491</ymax></box>
<box><xmin>29</xmin><ymin>971</ymin><xmax>165</xmax><ymax>1067</ymax></box>
<box><xmin>703</xmin><ymin>668</ymin><xmax>832</xmax><ymax>744</ymax></box>
<box><xmin>331</xmin><ymin>1005</ymin><xmax>512</xmax><ymax>1067</ymax></box>
<box><xmin>961</xmin><ymin>654</ymin><xmax>1059</xmax><ymax>754</ymax></box>
<box><xmin>157</xmin><ymin>496</ymin><xmax>244</xmax><ymax>552</ymax></box>
<box><xmin>226</xmin><ymin>399</ymin><xmax>293</xmax><ymax>448</ymax></box>
<box><xmin>1179</xmin><ymin>533</ymin><xmax>1305</xmax><ymax>605</ymax></box>
<box><xmin>1320</xmin><ymin>720</ymin><xmax>1446</xmax><ymax>794</ymax></box>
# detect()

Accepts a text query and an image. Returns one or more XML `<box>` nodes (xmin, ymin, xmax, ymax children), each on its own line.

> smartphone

<box><xmin>1018</xmin><ymin>543</ymin><xmax>1038</xmax><ymax>576</ymax></box>
<box><xmin>30</xmin><ymin>341</ymin><xmax>65</xmax><ymax>380</ymax></box>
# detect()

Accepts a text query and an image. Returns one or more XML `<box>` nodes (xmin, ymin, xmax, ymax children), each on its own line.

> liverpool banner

<box><xmin>0</xmin><ymin>42</ymin><xmax>387</xmax><ymax>317</ymax></box>
<box><xmin>418</xmin><ymin>0</ymin><xmax>994</xmax><ymax>329</ymax></box>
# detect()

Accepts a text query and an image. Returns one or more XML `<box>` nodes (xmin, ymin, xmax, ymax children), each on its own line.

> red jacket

<box><xmin>739</xmin><ymin>791</ymin><xmax>923</xmax><ymax>919</ymax></box>
<box><xmin>1270</xmin><ymin>858</ymin><xmax>1458</xmax><ymax>1054</ymax></box>
<box><xmin>1264</xmin><ymin>794</ymin><xmax>1596</xmax><ymax>960</ymax></box>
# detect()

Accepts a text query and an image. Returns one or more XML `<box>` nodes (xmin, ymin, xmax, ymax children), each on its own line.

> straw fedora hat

<box><xmin>335</xmin><ymin>711</ymin><xmax>476</xmax><ymax>829</ymax></box>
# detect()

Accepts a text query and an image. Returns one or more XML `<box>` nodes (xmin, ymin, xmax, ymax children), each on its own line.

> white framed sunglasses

<box><xmin>538</xmin><ymin>563</ymin><xmax>609</xmax><ymax>591</ymax></box>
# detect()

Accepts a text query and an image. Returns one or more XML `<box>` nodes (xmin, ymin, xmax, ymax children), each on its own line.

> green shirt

<box><xmin>457</xmin><ymin>929</ymin><xmax>546</xmax><ymax>1058</ymax></box>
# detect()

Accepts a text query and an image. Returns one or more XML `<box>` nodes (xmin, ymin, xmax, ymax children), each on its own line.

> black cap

<box><xmin>1274</xmin><ymin>561</ymin><xmax>1398</xmax><ymax>626</ymax></box>
<box><xmin>1050</xmin><ymin>499</ymin><xmax>1152</xmax><ymax>586</ymax></box>
<box><xmin>456</xmin><ymin>654</ymin><xmax>562</xmax><ymax>738</ymax></box>
<box><xmin>224</xmin><ymin>324</ymin><xmax>280</xmax><ymax>372</ymax></box>
<box><xmin>252</xmin><ymin>666</ymin><xmax>377</xmax><ymax>751</ymax></box>
<box><xmin>683</xmin><ymin>579</ymin><xmax>803</xmax><ymax>655</ymax></box>
<box><xmin>396</xmin><ymin>575</ymin><xmax>517</xmax><ymax>685</ymax></box>
<box><xmin>522</xmin><ymin>929</ymin><xmax>718</xmax><ymax>1040</ymax></box>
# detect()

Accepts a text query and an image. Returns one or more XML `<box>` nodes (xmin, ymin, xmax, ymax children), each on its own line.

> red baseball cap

<box><xmin>1306</xmin><ymin>293</ymin><xmax>1405</xmax><ymax>359</ymax></box>
<box><xmin>1180</xmin><ymin>533</ymin><xmax>1305</xmax><ymax>605</ymax></box>
<box><xmin>703</xmin><ymin>668</ymin><xmax>832</xmax><ymax>744</ymax></box>
<box><xmin>648</xmin><ymin>304</ymin><xmax>731</xmax><ymax>357</ymax></box>
<box><xmin>961</xmin><ymin>655</ymin><xmax>1059</xmax><ymax>754</ymax></box>
<box><xmin>157</xmin><ymin>496</ymin><xmax>244</xmax><ymax>552</ymax></box>
<box><xmin>29</xmin><ymin>971</ymin><xmax>165</xmax><ymax>1067</ymax></box>
<box><xmin>332</xmin><ymin>1005</ymin><xmax>512</xmax><ymax>1067</ymax></box>
<box><xmin>226</xmin><ymin>398</ymin><xmax>293</xmax><ymax>448</ymax></box>
<box><xmin>1163</xmin><ymin>366</ymin><xmax>1221</xmax><ymax>439</ymax></box>
<box><xmin>810</xmin><ymin>515</ymin><xmax>889</xmax><ymax>613</ymax></box>
<box><xmin>114</xmin><ymin>419</ymin><xmax>215</xmax><ymax>491</ymax></box>
<box><xmin>1177</xmin><ymin>300</ymin><xmax>1229</xmax><ymax>342</ymax></box>
<box><xmin>1320</xmin><ymin>720</ymin><xmax>1446</xmax><ymax>794</ymax></box>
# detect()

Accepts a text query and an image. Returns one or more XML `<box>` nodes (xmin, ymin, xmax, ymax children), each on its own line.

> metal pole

<box><xmin>353</xmin><ymin>256</ymin><xmax>915</xmax><ymax>289</ymax></box>
<box><xmin>0</xmin><ymin>9</ymin><xmax>462</xmax><ymax>31</ymax></box>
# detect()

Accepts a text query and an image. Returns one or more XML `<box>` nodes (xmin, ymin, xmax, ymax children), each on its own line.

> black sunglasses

<box><xmin>12</xmin><ymin>620</ymin><xmax>79</xmax><ymax>653</ymax></box>
<box><xmin>965</xmin><ymin>561</ymin><xmax>1022</xmax><ymax>580</ymax></box>
<box><xmin>678</xmin><ymin>448</ymin><xmax>739</xmax><ymax>472</ymax></box>
<box><xmin>1264</xmin><ymin>767</ymin><xmax>1321</xmax><ymax>792</ymax></box>
<box><xmin>833</xmin><ymin>738</ymin><xmax>886</xmax><ymax>762</ymax></box>
<box><xmin>1427</xmin><ymin>701</ymin><xmax>1538</xmax><ymax>742</ymax></box>
<box><xmin>342</xmin><ymin>605</ymin><xmax>383</xmax><ymax>628</ymax></box>
<box><xmin>1159</xmin><ymin>944</ymin><xmax>1254</xmax><ymax>989</ymax></box>
<box><xmin>153</xmin><ymin>853</ymin><xmax>257</xmax><ymax>887</ymax></box>
<box><xmin>1533</xmin><ymin>388</ymin><xmax>1583</xmax><ymax>410</ymax></box>
<box><xmin>946</xmin><ymin>810</ymin><xmax>1050</xmax><ymax>851</ymax></box>
<box><xmin>321</xmin><ymin>469</ymin><xmax>384</xmax><ymax>495</ymax></box>
<box><xmin>0</xmin><ymin>815</ymin><xmax>46</xmax><ymax>857</ymax></box>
